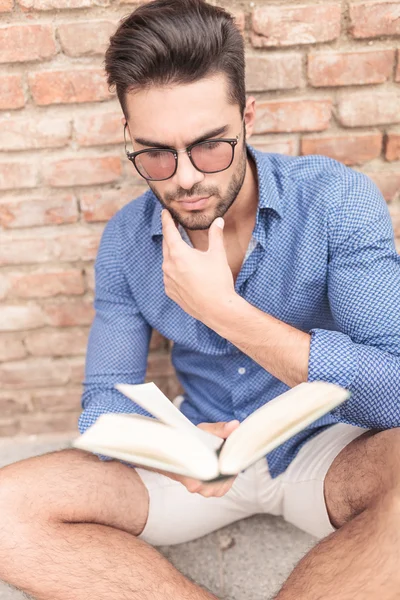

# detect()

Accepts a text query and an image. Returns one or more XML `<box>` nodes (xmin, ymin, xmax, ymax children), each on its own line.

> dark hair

<box><xmin>104</xmin><ymin>0</ymin><xmax>245</xmax><ymax>120</ymax></box>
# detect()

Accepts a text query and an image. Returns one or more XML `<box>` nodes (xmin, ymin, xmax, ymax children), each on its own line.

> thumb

<box><xmin>208</xmin><ymin>217</ymin><xmax>225</xmax><ymax>253</ymax></box>
<box><xmin>198</xmin><ymin>420</ymin><xmax>240</xmax><ymax>439</ymax></box>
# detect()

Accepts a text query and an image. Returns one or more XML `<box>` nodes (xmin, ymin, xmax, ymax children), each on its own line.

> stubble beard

<box><xmin>148</xmin><ymin>143</ymin><xmax>248</xmax><ymax>231</ymax></box>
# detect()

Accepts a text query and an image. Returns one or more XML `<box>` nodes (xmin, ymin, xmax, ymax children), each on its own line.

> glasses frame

<box><xmin>123</xmin><ymin>123</ymin><xmax>241</xmax><ymax>182</ymax></box>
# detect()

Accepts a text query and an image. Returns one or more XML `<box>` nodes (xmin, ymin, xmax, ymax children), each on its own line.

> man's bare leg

<box><xmin>274</xmin><ymin>491</ymin><xmax>399</xmax><ymax>599</ymax></box>
<box><xmin>274</xmin><ymin>428</ymin><xmax>400</xmax><ymax>599</ymax></box>
<box><xmin>0</xmin><ymin>449</ymin><xmax>217</xmax><ymax>600</ymax></box>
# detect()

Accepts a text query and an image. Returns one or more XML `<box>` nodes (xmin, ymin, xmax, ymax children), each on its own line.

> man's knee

<box><xmin>0</xmin><ymin>447</ymin><xmax>149</xmax><ymax>540</ymax></box>
<box><xmin>0</xmin><ymin>448</ymin><xmax>93</xmax><ymax>523</ymax></box>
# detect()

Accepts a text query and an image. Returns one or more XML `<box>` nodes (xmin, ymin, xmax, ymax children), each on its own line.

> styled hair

<box><xmin>104</xmin><ymin>0</ymin><xmax>246</xmax><ymax>119</ymax></box>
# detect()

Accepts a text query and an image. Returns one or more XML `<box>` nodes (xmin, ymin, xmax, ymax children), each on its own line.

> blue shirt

<box><xmin>78</xmin><ymin>146</ymin><xmax>400</xmax><ymax>478</ymax></box>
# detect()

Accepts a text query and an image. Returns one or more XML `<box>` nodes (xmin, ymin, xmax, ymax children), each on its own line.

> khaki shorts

<box><xmin>137</xmin><ymin>422</ymin><xmax>368</xmax><ymax>546</ymax></box>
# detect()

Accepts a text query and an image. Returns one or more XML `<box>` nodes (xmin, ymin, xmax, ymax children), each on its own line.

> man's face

<box><xmin>124</xmin><ymin>74</ymin><xmax>248</xmax><ymax>230</ymax></box>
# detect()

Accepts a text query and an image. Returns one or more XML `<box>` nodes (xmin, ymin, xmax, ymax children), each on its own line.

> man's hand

<box><xmin>161</xmin><ymin>209</ymin><xmax>236</xmax><ymax>322</ymax></box>
<box><xmin>152</xmin><ymin>420</ymin><xmax>240</xmax><ymax>498</ymax></box>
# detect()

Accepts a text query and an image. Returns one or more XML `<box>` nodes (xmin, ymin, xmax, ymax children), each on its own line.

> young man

<box><xmin>0</xmin><ymin>1</ymin><xmax>400</xmax><ymax>598</ymax></box>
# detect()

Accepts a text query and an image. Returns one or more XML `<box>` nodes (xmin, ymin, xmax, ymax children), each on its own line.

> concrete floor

<box><xmin>0</xmin><ymin>433</ymin><xmax>318</xmax><ymax>600</ymax></box>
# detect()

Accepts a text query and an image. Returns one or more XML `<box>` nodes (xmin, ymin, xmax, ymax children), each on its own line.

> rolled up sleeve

<box><xmin>308</xmin><ymin>172</ymin><xmax>400</xmax><ymax>429</ymax></box>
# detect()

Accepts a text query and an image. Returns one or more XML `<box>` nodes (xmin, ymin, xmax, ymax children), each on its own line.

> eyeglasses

<box><xmin>124</xmin><ymin>123</ymin><xmax>241</xmax><ymax>181</ymax></box>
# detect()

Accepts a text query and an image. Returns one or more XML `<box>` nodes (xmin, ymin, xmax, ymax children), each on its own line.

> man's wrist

<box><xmin>204</xmin><ymin>291</ymin><xmax>248</xmax><ymax>338</ymax></box>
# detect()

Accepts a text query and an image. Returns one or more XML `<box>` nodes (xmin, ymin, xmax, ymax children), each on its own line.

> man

<box><xmin>0</xmin><ymin>0</ymin><xmax>399</xmax><ymax>598</ymax></box>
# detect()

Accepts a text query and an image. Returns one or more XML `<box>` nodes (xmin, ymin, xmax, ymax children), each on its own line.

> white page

<box><xmin>219</xmin><ymin>381</ymin><xmax>350</xmax><ymax>474</ymax></box>
<box><xmin>115</xmin><ymin>382</ymin><xmax>223</xmax><ymax>452</ymax></box>
<box><xmin>72</xmin><ymin>413</ymin><xmax>220</xmax><ymax>480</ymax></box>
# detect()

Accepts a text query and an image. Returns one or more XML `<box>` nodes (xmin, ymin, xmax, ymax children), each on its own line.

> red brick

<box><xmin>58</xmin><ymin>20</ymin><xmax>116</xmax><ymax>57</ymax></box>
<box><xmin>0</xmin><ymin>230</ymin><xmax>101</xmax><ymax>266</ymax></box>
<box><xmin>68</xmin><ymin>356</ymin><xmax>85</xmax><ymax>384</ymax></box>
<box><xmin>365</xmin><ymin>171</ymin><xmax>400</xmax><ymax>202</ymax></box>
<box><xmin>250</xmin><ymin>137</ymin><xmax>298</xmax><ymax>156</ymax></box>
<box><xmin>43</xmin><ymin>298</ymin><xmax>94</xmax><ymax>327</ymax></box>
<box><xmin>29</xmin><ymin>69</ymin><xmax>113</xmax><ymax>106</ymax></box>
<box><xmin>349</xmin><ymin>2</ymin><xmax>400</xmax><ymax>38</ymax></box>
<box><xmin>150</xmin><ymin>330</ymin><xmax>168</xmax><ymax>351</ymax></box>
<box><xmin>301</xmin><ymin>133</ymin><xmax>382</xmax><ymax>165</ymax></box>
<box><xmin>386</xmin><ymin>132</ymin><xmax>400</xmax><ymax>161</ymax></box>
<box><xmin>0</xmin><ymin>195</ymin><xmax>78</xmax><ymax>228</ymax></box>
<box><xmin>19</xmin><ymin>411</ymin><xmax>80</xmax><ymax>435</ymax></box>
<box><xmin>74</xmin><ymin>111</ymin><xmax>124</xmax><ymax>146</ymax></box>
<box><xmin>0</xmin><ymin>358</ymin><xmax>71</xmax><ymax>389</ymax></box>
<box><xmin>0</xmin><ymin>305</ymin><xmax>46</xmax><ymax>332</ymax></box>
<box><xmin>0</xmin><ymin>162</ymin><xmax>37</xmax><ymax>191</ymax></box>
<box><xmin>146</xmin><ymin>353</ymin><xmax>175</xmax><ymax>378</ymax></box>
<box><xmin>0</xmin><ymin>334</ymin><xmax>27</xmax><ymax>361</ymax></box>
<box><xmin>0</xmin><ymin>391</ymin><xmax>30</xmax><ymax>416</ymax></box>
<box><xmin>0</xmin><ymin>25</ymin><xmax>56</xmax><ymax>64</ymax></box>
<box><xmin>25</xmin><ymin>327</ymin><xmax>89</xmax><ymax>356</ymax></box>
<box><xmin>0</xmin><ymin>75</ymin><xmax>25</xmax><ymax>110</ymax></box>
<box><xmin>246</xmin><ymin>53</ymin><xmax>302</xmax><ymax>92</ymax></box>
<box><xmin>58</xmin><ymin>231</ymin><xmax>102</xmax><ymax>262</ymax></box>
<box><xmin>254</xmin><ymin>98</ymin><xmax>332</xmax><ymax>134</ymax></box>
<box><xmin>43</xmin><ymin>156</ymin><xmax>122</xmax><ymax>187</ymax></box>
<box><xmin>232</xmin><ymin>9</ymin><xmax>245</xmax><ymax>33</ymax></box>
<box><xmin>6</xmin><ymin>269</ymin><xmax>85</xmax><ymax>299</ymax></box>
<box><xmin>19</xmin><ymin>0</ymin><xmax>110</xmax><ymax>9</ymax></box>
<box><xmin>85</xmin><ymin>266</ymin><xmax>94</xmax><ymax>292</ymax></box>
<box><xmin>251</xmin><ymin>4</ymin><xmax>341</xmax><ymax>47</ymax></box>
<box><xmin>30</xmin><ymin>387</ymin><xmax>82</xmax><ymax>412</ymax></box>
<box><xmin>308</xmin><ymin>49</ymin><xmax>395</xmax><ymax>87</ymax></box>
<box><xmin>338</xmin><ymin>91</ymin><xmax>400</xmax><ymax>127</ymax></box>
<box><xmin>0</xmin><ymin>0</ymin><xmax>14</xmax><ymax>11</ymax></box>
<box><xmin>79</xmin><ymin>186</ymin><xmax>145</xmax><ymax>222</ymax></box>
<box><xmin>0</xmin><ymin>237</ymin><xmax>56</xmax><ymax>266</ymax></box>
<box><xmin>0</xmin><ymin>116</ymin><xmax>71</xmax><ymax>151</ymax></box>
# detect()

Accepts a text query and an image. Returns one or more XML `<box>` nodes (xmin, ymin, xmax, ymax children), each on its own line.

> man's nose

<box><xmin>172</xmin><ymin>150</ymin><xmax>205</xmax><ymax>190</ymax></box>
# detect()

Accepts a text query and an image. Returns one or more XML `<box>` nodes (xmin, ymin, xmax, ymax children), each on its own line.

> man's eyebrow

<box><xmin>134</xmin><ymin>125</ymin><xmax>230</xmax><ymax>149</ymax></box>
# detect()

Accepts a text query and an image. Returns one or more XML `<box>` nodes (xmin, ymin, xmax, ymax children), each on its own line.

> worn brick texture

<box><xmin>0</xmin><ymin>0</ymin><xmax>399</xmax><ymax>436</ymax></box>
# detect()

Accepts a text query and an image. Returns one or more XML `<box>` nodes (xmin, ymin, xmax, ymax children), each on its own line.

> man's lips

<box><xmin>177</xmin><ymin>196</ymin><xmax>210</xmax><ymax>210</ymax></box>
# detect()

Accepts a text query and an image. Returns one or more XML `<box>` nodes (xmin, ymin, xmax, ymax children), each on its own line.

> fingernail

<box><xmin>215</xmin><ymin>217</ymin><xmax>224</xmax><ymax>230</ymax></box>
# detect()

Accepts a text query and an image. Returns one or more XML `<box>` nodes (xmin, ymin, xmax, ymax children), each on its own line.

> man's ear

<box><xmin>243</xmin><ymin>96</ymin><xmax>256</xmax><ymax>140</ymax></box>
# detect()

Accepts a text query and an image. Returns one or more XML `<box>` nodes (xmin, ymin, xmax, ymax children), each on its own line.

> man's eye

<box><xmin>202</xmin><ymin>141</ymin><xmax>222</xmax><ymax>151</ymax></box>
<box><xmin>147</xmin><ymin>150</ymin><xmax>168</xmax><ymax>160</ymax></box>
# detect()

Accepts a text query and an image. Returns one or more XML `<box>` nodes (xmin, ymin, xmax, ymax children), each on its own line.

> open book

<box><xmin>72</xmin><ymin>381</ymin><xmax>350</xmax><ymax>482</ymax></box>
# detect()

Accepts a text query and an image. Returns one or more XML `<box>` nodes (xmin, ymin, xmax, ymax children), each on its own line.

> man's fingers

<box><xmin>198</xmin><ymin>420</ymin><xmax>240</xmax><ymax>439</ymax></box>
<box><xmin>207</xmin><ymin>217</ymin><xmax>226</xmax><ymax>254</ymax></box>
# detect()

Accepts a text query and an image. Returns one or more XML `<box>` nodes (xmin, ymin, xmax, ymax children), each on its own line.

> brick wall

<box><xmin>0</xmin><ymin>0</ymin><xmax>399</xmax><ymax>437</ymax></box>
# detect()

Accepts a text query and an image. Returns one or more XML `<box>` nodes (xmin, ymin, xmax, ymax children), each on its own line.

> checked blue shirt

<box><xmin>78</xmin><ymin>146</ymin><xmax>400</xmax><ymax>478</ymax></box>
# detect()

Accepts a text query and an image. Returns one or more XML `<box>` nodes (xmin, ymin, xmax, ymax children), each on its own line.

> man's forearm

<box><xmin>205</xmin><ymin>293</ymin><xmax>311</xmax><ymax>388</ymax></box>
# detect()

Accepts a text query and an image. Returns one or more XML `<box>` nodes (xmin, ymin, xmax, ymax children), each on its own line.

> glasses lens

<box><xmin>190</xmin><ymin>140</ymin><xmax>233</xmax><ymax>173</ymax></box>
<box><xmin>135</xmin><ymin>150</ymin><xmax>176</xmax><ymax>180</ymax></box>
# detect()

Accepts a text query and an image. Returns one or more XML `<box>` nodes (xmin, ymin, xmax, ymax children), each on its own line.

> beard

<box><xmin>148</xmin><ymin>139</ymin><xmax>247</xmax><ymax>231</ymax></box>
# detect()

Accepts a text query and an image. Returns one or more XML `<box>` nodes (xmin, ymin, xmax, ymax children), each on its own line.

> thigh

<box><xmin>279</xmin><ymin>423</ymin><xmax>369</xmax><ymax>539</ymax></box>
<box><xmin>136</xmin><ymin>463</ymin><xmax>258</xmax><ymax>546</ymax></box>
<box><xmin>324</xmin><ymin>426</ymin><xmax>400</xmax><ymax>529</ymax></box>
<box><xmin>0</xmin><ymin>448</ymin><xmax>149</xmax><ymax>537</ymax></box>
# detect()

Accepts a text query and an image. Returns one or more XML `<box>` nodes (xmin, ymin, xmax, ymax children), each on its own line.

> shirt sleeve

<box><xmin>78</xmin><ymin>213</ymin><xmax>153</xmax><ymax>464</ymax></box>
<box><xmin>307</xmin><ymin>171</ymin><xmax>400</xmax><ymax>429</ymax></box>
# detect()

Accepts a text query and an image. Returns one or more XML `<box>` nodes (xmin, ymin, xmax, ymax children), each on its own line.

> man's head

<box><xmin>105</xmin><ymin>0</ymin><xmax>256</xmax><ymax>230</ymax></box>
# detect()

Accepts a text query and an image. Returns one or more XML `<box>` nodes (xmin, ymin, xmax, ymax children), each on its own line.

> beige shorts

<box><xmin>136</xmin><ymin>422</ymin><xmax>368</xmax><ymax>546</ymax></box>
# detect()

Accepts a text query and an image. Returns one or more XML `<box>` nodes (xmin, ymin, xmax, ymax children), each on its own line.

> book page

<box><xmin>115</xmin><ymin>382</ymin><xmax>223</xmax><ymax>452</ymax></box>
<box><xmin>218</xmin><ymin>381</ymin><xmax>350</xmax><ymax>475</ymax></box>
<box><xmin>72</xmin><ymin>412</ymin><xmax>220</xmax><ymax>480</ymax></box>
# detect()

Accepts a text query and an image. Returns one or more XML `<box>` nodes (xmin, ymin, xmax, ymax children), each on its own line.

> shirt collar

<box><xmin>150</xmin><ymin>144</ymin><xmax>283</xmax><ymax>239</ymax></box>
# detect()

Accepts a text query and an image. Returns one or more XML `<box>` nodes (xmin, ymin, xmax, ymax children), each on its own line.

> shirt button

<box><xmin>238</xmin><ymin>367</ymin><xmax>246</xmax><ymax>375</ymax></box>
